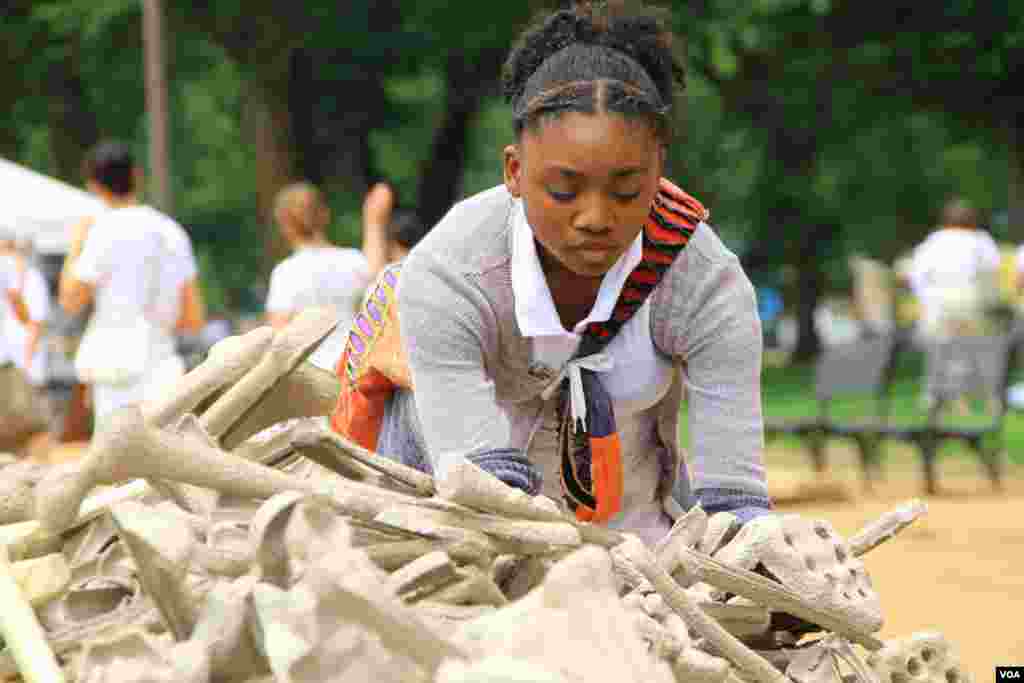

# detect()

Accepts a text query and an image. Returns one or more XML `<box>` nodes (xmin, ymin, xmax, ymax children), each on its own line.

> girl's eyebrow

<box><xmin>548</xmin><ymin>166</ymin><xmax>644</xmax><ymax>178</ymax></box>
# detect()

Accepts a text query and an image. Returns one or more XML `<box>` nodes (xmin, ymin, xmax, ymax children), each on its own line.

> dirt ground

<box><xmin>766</xmin><ymin>440</ymin><xmax>1024</xmax><ymax>677</ymax></box>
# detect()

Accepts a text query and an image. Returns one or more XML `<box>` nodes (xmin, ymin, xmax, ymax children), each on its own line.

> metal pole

<box><xmin>142</xmin><ymin>0</ymin><xmax>172</xmax><ymax>212</ymax></box>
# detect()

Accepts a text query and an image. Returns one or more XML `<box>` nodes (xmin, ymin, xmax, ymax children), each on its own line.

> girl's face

<box><xmin>504</xmin><ymin>112</ymin><xmax>664</xmax><ymax>278</ymax></box>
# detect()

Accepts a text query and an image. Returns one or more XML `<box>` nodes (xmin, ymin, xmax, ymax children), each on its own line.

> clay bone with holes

<box><xmin>712</xmin><ymin>513</ymin><xmax>883</xmax><ymax>635</ymax></box>
<box><xmin>868</xmin><ymin>632</ymin><xmax>971</xmax><ymax>683</ymax></box>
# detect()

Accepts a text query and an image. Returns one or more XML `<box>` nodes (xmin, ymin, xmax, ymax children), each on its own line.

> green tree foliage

<box><xmin>673</xmin><ymin>0</ymin><xmax>1018</xmax><ymax>358</ymax></box>
<box><xmin>0</xmin><ymin>0</ymin><xmax>1015</xmax><ymax>335</ymax></box>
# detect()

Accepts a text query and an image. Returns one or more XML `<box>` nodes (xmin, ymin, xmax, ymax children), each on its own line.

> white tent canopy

<box><xmin>0</xmin><ymin>157</ymin><xmax>104</xmax><ymax>254</ymax></box>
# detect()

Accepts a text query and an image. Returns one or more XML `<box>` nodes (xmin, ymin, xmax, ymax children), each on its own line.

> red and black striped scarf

<box><xmin>558</xmin><ymin>178</ymin><xmax>708</xmax><ymax>523</ymax></box>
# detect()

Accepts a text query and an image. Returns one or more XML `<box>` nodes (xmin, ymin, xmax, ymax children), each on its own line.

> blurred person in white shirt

<box><xmin>0</xmin><ymin>231</ymin><xmax>50</xmax><ymax>385</ymax></box>
<box><xmin>59</xmin><ymin>140</ymin><xmax>206</xmax><ymax>425</ymax></box>
<box><xmin>906</xmin><ymin>197</ymin><xmax>1001</xmax><ymax>343</ymax></box>
<box><xmin>266</xmin><ymin>181</ymin><xmax>393</xmax><ymax>370</ymax></box>
<box><xmin>905</xmin><ymin>198</ymin><xmax>1001</xmax><ymax>410</ymax></box>
<box><xmin>0</xmin><ymin>228</ymin><xmax>53</xmax><ymax>454</ymax></box>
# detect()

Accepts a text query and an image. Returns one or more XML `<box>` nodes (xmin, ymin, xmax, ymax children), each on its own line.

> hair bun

<box><xmin>503</xmin><ymin>2</ymin><xmax>682</xmax><ymax>114</ymax></box>
<box><xmin>503</xmin><ymin>10</ymin><xmax>588</xmax><ymax>108</ymax></box>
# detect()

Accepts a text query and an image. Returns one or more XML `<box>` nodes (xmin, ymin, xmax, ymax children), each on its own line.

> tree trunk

<box><xmin>1008</xmin><ymin>108</ymin><xmax>1024</xmax><ymax>241</ymax></box>
<box><xmin>287</xmin><ymin>50</ymin><xmax>385</xmax><ymax>209</ymax></box>
<box><xmin>311</xmin><ymin>65</ymin><xmax>381</xmax><ymax>200</ymax></box>
<box><xmin>415</xmin><ymin>48</ymin><xmax>505</xmax><ymax>229</ymax></box>
<box><xmin>298</xmin><ymin>0</ymin><xmax>400</xmax><ymax>201</ymax></box>
<box><xmin>287</xmin><ymin>48</ymin><xmax>323</xmax><ymax>187</ymax></box>
<box><xmin>241</xmin><ymin>60</ymin><xmax>298</xmax><ymax>273</ymax></box>
<box><xmin>791</xmin><ymin>223</ymin><xmax>839</xmax><ymax>361</ymax></box>
<box><xmin>45</xmin><ymin>43</ymin><xmax>101</xmax><ymax>184</ymax></box>
<box><xmin>744</xmin><ymin>116</ymin><xmax>827</xmax><ymax>362</ymax></box>
<box><xmin>0</xmin><ymin>114</ymin><xmax>19</xmax><ymax>161</ymax></box>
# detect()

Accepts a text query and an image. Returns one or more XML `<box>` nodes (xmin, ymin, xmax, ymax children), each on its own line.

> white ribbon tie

<box><xmin>540</xmin><ymin>352</ymin><xmax>614</xmax><ymax>433</ymax></box>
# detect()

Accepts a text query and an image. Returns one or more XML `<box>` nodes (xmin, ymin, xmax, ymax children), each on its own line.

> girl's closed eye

<box><xmin>547</xmin><ymin>188</ymin><xmax>577</xmax><ymax>202</ymax></box>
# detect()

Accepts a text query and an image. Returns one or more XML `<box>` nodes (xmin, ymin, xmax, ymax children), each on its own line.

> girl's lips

<box><xmin>574</xmin><ymin>241</ymin><xmax>620</xmax><ymax>252</ymax></box>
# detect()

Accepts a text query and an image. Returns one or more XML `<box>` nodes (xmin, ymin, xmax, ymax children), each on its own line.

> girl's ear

<box><xmin>504</xmin><ymin>145</ymin><xmax>522</xmax><ymax>198</ymax></box>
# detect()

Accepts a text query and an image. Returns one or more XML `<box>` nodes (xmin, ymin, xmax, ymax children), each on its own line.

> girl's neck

<box><xmin>537</xmin><ymin>240</ymin><xmax>603</xmax><ymax>331</ymax></box>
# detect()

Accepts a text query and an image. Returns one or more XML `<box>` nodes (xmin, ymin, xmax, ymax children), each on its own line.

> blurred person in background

<box><xmin>906</xmin><ymin>198</ymin><xmax>1000</xmax><ymax>343</ymax></box>
<box><xmin>266</xmin><ymin>180</ymin><xmax>392</xmax><ymax>370</ymax></box>
<box><xmin>59</xmin><ymin>140</ymin><xmax>205</xmax><ymax>427</ymax></box>
<box><xmin>905</xmin><ymin>197</ymin><xmax>1000</xmax><ymax>409</ymax></box>
<box><xmin>383</xmin><ymin>209</ymin><xmax>427</xmax><ymax>264</ymax></box>
<box><xmin>0</xmin><ymin>227</ymin><xmax>53</xmax><ymax>455</ymax></box>
<box><xmin>1</xmin><ymin>230</ymin><xmax>51</xmax><ymax>387</ymax></box>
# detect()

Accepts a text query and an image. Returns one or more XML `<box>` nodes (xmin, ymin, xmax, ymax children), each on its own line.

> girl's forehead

<box><xmin>521</xmin><ymin>112</ymin><xmax>660</xmax><ymax>172</ymax></box>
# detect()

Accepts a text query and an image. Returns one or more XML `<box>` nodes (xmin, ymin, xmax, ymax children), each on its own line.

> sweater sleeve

<box><xmin>652</xmin><ymin>226</ymin><xmax>769</xmax><ymax>502</ymax></box>
<box><xmin>397</xmin><ymin>250</ymin><xmax>518</xmax><ymax>484</ymax></box>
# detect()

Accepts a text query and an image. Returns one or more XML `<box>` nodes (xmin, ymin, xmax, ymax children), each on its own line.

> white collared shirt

<box><xmin>509</xmin><ymin>201</ymin><xmax>674</xmax><ymax>418</ymax></box>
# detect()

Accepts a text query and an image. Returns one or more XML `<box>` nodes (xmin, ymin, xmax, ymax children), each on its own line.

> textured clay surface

<box><xmin>868</xmin><ymin>632</ymin><xmax>972</xmax><ymax>683</ymax></box>
<box><xmin>713</xmin><ymin>513</ymin><xmax>883</xmax><ymax>634</ymax></box>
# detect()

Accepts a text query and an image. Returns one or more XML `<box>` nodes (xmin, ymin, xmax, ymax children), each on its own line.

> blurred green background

<box><xmin>2</xmin><ymin>0</ymin><xmax>1020</xmax><ymax>359</ymax></box>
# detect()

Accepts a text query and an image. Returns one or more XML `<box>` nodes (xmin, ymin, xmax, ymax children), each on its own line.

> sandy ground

<box><xmin>767</xmin><ymin>440</ymin><xmax>1024</xmax><ymax>677</ymax></box>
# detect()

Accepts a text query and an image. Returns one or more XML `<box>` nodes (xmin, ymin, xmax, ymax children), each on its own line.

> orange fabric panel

<box><xmin>573</xmin><ymin>432</ymin><xmax>623</xmax><ymax>524</ymax></box>
<box><xmin>330</xmin><ymin>352</ymin><xmax>395</xmax><ymax>450</ymax></box>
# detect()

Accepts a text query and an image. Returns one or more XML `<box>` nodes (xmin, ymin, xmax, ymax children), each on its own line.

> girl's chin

<box><xmin>563</xmin><ymin>256</ymin><xmax>617</xmax><ymax>278</ymax></box>
<box><xmin>540</xmin><ymin>243</ymin><xmax>619</xmax><ymax>279</ymax></box>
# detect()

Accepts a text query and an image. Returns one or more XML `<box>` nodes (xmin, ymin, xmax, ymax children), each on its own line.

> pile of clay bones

<box><xmin>0</xmin><ymin>309</ymin><xmax>971</xmax><ymax>683</ymax></box>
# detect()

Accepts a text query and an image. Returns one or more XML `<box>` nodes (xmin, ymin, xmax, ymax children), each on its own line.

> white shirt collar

<box><xmin>511</xmin><ymin>200</ymin><xmax>643</xmax><ymax>338</ymax></box>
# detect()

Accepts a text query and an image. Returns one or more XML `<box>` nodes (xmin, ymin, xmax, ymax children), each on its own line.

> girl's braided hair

<box><xmin>502</xmin><ymin>0</ymin><xmax>684</xmax><ymax>141</ymax></box>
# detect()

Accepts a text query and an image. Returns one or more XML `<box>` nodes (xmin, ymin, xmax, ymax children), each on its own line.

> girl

<box><xmin>334</xmin><ymin>1</ymin><xmax>771</xmax><ymax>546</ymax></box>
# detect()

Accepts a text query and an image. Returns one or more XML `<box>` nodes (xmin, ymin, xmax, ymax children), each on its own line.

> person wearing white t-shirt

<box><xmin>0</xmin><ymin>237</ymin><xmax>51</xmax><ymax>385</ymax></box>
<box><xmin>265</xmin><ymin>181</ymin><xmax>392</xmax><ymax>370</ymax></box>
<box><xmin>905</xmin><ymin>198</ymin><xmax>1001</xmax><ymax>409</ymax></box>
<box><xmin>0</xmin><ymin>230</ymin><xmax>53</xmax><ymax>454</ymax></box>
<box><xmin>59</xmin><ymin>140</ymin><xmax>206</xmax><ymax>425</ymax></box>
<box><xmin>906</xmin><ymin>198</ymin><xmax>1001</xmax><ymax>342</ymax></box>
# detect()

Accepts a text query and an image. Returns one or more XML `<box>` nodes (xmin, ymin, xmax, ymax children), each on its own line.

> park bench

<box><xmin>764</xmin><ymin>328</ymin><xmax>1019</xmax><ymax>494</ymax></box>
<box><xmin>763</xmin><ymin>334</ymin><xmax>901</xmax><ymax>489</ymax></box>
<box><xmin>873</xmin><ymin>331</ymin><xmax>1019</xmax><ymax>495</ymax></box>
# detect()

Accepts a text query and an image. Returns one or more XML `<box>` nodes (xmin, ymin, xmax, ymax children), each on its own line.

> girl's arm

<box><xmin>398</xmin><ymin>249</ymin><xmax>540</xmax><ymax>493</ymax></box>
<box><xmin>653</xmin><ymin>236</ymin><xmax>771</xmax><ymax>521</ymax></box>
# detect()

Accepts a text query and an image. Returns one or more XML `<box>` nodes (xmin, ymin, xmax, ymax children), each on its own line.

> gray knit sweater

<box><xmin>385</xmin><ymin>185</ymin><xmax>769</xmax><ymax>530</ymax></box>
